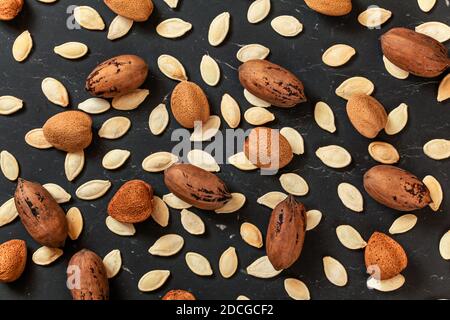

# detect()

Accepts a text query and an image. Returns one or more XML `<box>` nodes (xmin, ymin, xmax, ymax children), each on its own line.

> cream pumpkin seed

<box><xmin>271</xmin><ymin>15</ymin><xmax>303</xmax><ymax>37</ymax></box>
<box><xmin>437</xmin><ymin>74</ymin><xmax>450</xmax><ymax>102</ymax></box>
<box><xmin>103</xmin><ymin>249</ymin><xmax>122</xmax><ymax>278</ymax></box>
<box><xmin>423</xmin><ymin>175</ymin><xmax>443</xmax><ymax>211</ymax></box>
<box><xmin>0</xmin><ymin>198</ymin><xmax>18</xmax><ymax>227</ymax></box>
<box><xmin>74</xmin><ymin>6</ymin><xmax>105</xmax><ymax>30</ymax></box>
<box><xmin>335</xmin><ymin>76</ymin><xmax>374</xmax><ymax>100</ymax></box>
<box><xmin>200</xmin><ymin>55</ymin><xmax>220</xmax><ymax>86</ymax></box>
<box><xmin>257</xmin><ymin>191</ymin><xmax>287</xmax><ymax>209</ymax></box>
<box><xmin>415</xmin><ymin>21</ymin><xmax>450</xmax><ymax>43</ymax></box>
<box><xmin>322</xmin><ymin>44</ymin><xmax>356</xmax><ymax>67</ymax></box>
<box><xmin>0</xmin><ymin>150</ymin><xmax>19</xmax><ymax>181</ymax></box>
<box><xmin>148</xmin><ymin>234</ymin><xmax>184</xmax><ymax>257</ymax></box>
<box><xmin>237</xmin><ymin>295</ymin><xmax>250</xmax><ymax>300</ymax></box>
<box><xmin>423</xmin><ymin>139</ymin><xmax>450</xmax><ymax>160</ymax></box>
<box><xmin>43</xmin><ymin>183</ymin><xmax>71</xmax><ymax>204</ymax></box>
<box><xmin>323</xmin><ymin>256</ymin><xmax>348</xmax><ymax>287</ymax></box>
<box><xmin>152</xmin><ymin>196</ymin><xmax>170</xmax><ymax>227</ymax></box>
<box><xmin>383</xmin><ymin>56</ymin><xmax>409</xmax><ymax>80</ymax></box>
<box><xmin>102</xmin><ymin>149</ymin><xmax>130</xmax><ymax>170</ymax></box>
<box><xmin>368</xmin><ymin>141</ymin><xmax>400</xmax><ymax>164</ymax></box>
<box><xmin>284</xmin><ymin>278</ymin><xmax>310</xmax><ymax>300</ymax></box>
<box><xmin>185</xmin><ymin>252</ymin><xmax>213</xmax><ymax>276</ymax></box>
<box><xmin>236</xmin><ymin>44</ymin><xmax>270</xmax><ymax>63</ymax></box>
<box><xmin>306</xmin><ymin>209</ymin><xmax>322</xmax><ymax>231</ymax></box>
<box><xmin>221</xmin><ymin>94</ymin><xmax>241</xmax><ymax>129</ymax></box>
<box><xmin>41</xmin><ymin>77</ymin><xmax>69</xmax><ymax>107</ymax></box>
<box><xmin>138</xmin><ymin>270</ymin><xmax>170</xmax><ymax>292</ymax></box>
<box><xmin>156</xmin><ymin>18</ymin><xmax>192</xmax><ymax>38</ymax></box>
<box><xmin>279</xmin><ymin>173</ymin><xmax>309</xmax><ymax>196</ymax></box>
<box><xmin>149</xmin><ymin>103</ymin><xmax>169</xmax><ymax>135</ymax></box>
<box><xmin>163</xmin><ymin>0</ymin><xmax>179</xmax><ymax>9</ymax></box>
<box><xmin>187</xmin><ymin>149</ymin><xmax>220</xmax><ymax>172</ymax></box>
<box><xmin>358</xmin><ymin>7</ymin><xmax>392</xmax><ymax>28</ymax></box>
<box><xmin>37</xmin><ymin>0</ymin><xmax>58</xmax><ymax>3</ymax></box>
<box><xmin>107</xmin><ymin>15</ymin><xmax>133</xmax><ymax>41</ymax></box>
<box><xmin>78</xmin><ymin>97</ymin><xmax>110</xmax><ymax>114</ymax></box>
<box><xmin>98</xmin><ymin>116</ymin><xmax>131</xmax><ymax>139</ymax></box>
<box><xmin>208</xmin><ymin>12</ymin><xmax>230</xmax><ymax>46</ymax></box>
<box><xmin>64</xmin><ymin>151</ymin><xmax>84</xmax><ymax>182</ymax></box>
<box><xmin>389</xmin><ymin>214</ymin><xmax>418</xmax><ymax>235</ymax></box>
<box><xmin>180</xmin><ymin>209</ymin><xmax>205</xmax><ymax>235</ymax></box>
<box><xmin>240</xmin><ymin>222</ymin><xmax>263</xmax><ymax>248</ymax></box>
<box><xmin>247</xmin><ymin>256</ymin><xmax>282</xmax><ymax>279</ymax></box>
<box><xmin>314</xmin><ymin>101</ymin><xmax>336</xmax><ymax>133</ymax></box>
<box><xmin>0</xmin><ymin>96</ymin><xmax>23</xmax><ymax>115</ymax></box>
<box><xmin>142</xmin><ymin>152</ymin><xmax>178</xmax><ymax>173</ymax></box>
<box><xmin>219</xmin><ymin>247</ymin><xmax>238</xmax><ymax>279</ymax></box>
<box><xmin>215</xmin><ymin>193</ymin><xmax>246</xmax><ymax>213</ymax></box>
<box><xmin>105</xmin><ymin>216</ymin><xmax>135</xmax><ymax>236</ymax></box>
<box><xmin>157</xmin><ymin>55</ymin><xmax>188</xmax><ymax>81</ymax></box>
<box><xmin>417</xmin><ymin>0</ymin><xmax>437</xmax><ymax>12</ymax></box>
<box><xmin>244</xmin><ymin>107</ymin><xmax>275</xmax><ymax>125</ymax></box>
<box><xmin>112</xmin><ymin>89</ymin><xmax>149</xmax><ymax>111</ymax></box>
<box><xmin>316</xmin><ymin>145</ymin><xmax>352</xmax><ymax>168</ymax></box>
<box><xmin>25</xmin><ymin>128</ymin><xmax>52</xmax><ymax>149</ymax></box>
<box><xmin>66</xmin><ymin>207</ymin><xmax>83</xmax><ymax>241</ymax></box>
<box><xmin>247</xmin><ymin>0</ymin><xmax>271</xmax><ymax>24</ymax></box>
<box><xmin>385</xmin><ymin>103</ymin><xmax>408</xmax><ymax>135</ymax></box>
<box><xmin>439</xmin><ymin>231</ymin><xmax>450</xmax><ymax>260</ymax></box>
<box><xmin>32</xmin><ymin>246</ymin><xmax>63</xmax><ymax>266</ymax></box>
<box><xmin>367</xmin><ymin>274</ymin><xmax>405</xmax><ymax>292</ymax></box>
<box><xmin>163</xmin><ymin>193</ymin><xmax>191</xmax><ymax>210</ymax></box>
<box><xmin>228</xmin><ymin>152</ymin><xmax>258</xmax><ymax>171</ymax></box>
<box><xmin>12</xmin><ymin>30</ymin><xmax>32</xmax><ymax>62</ymax></box>
<box><xmin>190</xmin><ymin>115</ymin><xmax>221</xmax><ymax>142</ymax></box>
<box><xmin>54</xmin><ymin>42</ymin><xmax>88</xmax><ymax>59</ymax></box>
<box><xmin>76</xmin><ymin>180</ymin><xmax>111</xmax><ymax>200</ymax></box>
<box><xmin>336</xmin><ymin>225</ymin><xmax>367</xmax><ymax>250</ymax></box>
<box><xmin>243</xmin><ymin>89</ymin><xmax>271</xmax><ymax>108</ymax></box>
<box><xmin>337</xmin><ymin>183</ymin><xmax>364</xmax><ymax>212</ymax></box>
<box><xmin>280</xmin><ymin>127</ymin><xmax>304</xmax><ymax>155</ymax></box>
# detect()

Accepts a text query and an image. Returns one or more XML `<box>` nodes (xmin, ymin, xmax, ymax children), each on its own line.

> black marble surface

<box><xmin>0</xmin><ymin>0</ymin><xmax>449</xmax><ymax>300</ymax></box>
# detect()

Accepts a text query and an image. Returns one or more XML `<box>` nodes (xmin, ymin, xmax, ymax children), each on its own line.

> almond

<box><xmin>104</xmin><ymin>0</ymin><xmax>153</xmax><ymax>22</ymax></box>
<box><xmin>0</xmin><ymin>0</ymin><xmax>23</xmax><ymax>20</ymax></box>
<box><xmin>162</xmin><ymin>290</ymin><xmax>196</xmax><ymax>300</ymax></box>
<box><xmin>171</xmin><ymin>81</ymin><xmax>210</xmax><ymax>128</ymax></box>
<box><xmin>304</xmin><ymin>0</ymin><xmax>352</xmax><ymax>16</ymax></box>
<box><xmin>346</xmin><ymin>94</ymin><xmax>388</xmax><ymax>138</ymax></box>
<box><xmin>0</xmin><ymin>239</ymin><xmax>26</xmax><ymax>283</ymax></box>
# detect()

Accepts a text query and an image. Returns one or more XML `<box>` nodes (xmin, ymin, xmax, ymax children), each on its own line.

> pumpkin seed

<box><xmin>200</xmin><ymin>55</ymin><xmax>220</xmax><ymax>86</ymax></box>
<box><xmin>102</xmin><ymin>149</ymin><xmax>130</xmax><ymax>170</ymax></box>
<box><xmin>163</xmin><ymin>193</ymin><xmax>191</xmax><ymax>210</ymax></box>
<box><xmin>103</xmin><ymin>249</ymin><xmax>122</xmax><ymax>278</ymax></box>
<box><xmin>74</xmin><ymin>6</ymin><xmax>105</xmax><ymax>30</ymax></box>
<box><xmin>107</xmin><ymin>15</ymin><xmax>133</xmax><ymax>40</ymax></box>
<box><xmin>180</xmin><ymin>209</ymin><xmax>205</xmax><ymax>235</ymax></box>
<box><xmin>163</xmin><ymin>0</ymin><xmax>178</xmax><ymax>9</ymax></box>
<box><xmin>0</xmin><ymin>198</ymin><xmax>18</xmax><ymax>227</ymax></box>
<box><xmin>32</xmin><ymin>246</ymin><xmax>63</xmax><ymax>266</ymax></box>
<box><xmin>185</xmin><ymin>252</ymin><xmax>213</xmax><ymax>276</ymax></box>
<box><xmin>228</xmin><ymin>152</ymin><xmax>257</xmax><ymax>171</ymax></box>
<box><xmin>76</xmin><ymin>180</ymin><xmax>111</xmax><ymax>200</ymax></box>
<box><xmin>236</xmin><ymin>44</ymin><xmax>270</xmax><ymax>63</ymax></box>
<box><xmin>244</xmin><ymin>107</ymin><xmax>275</xmax><ymax>125</ymax></box>
<box><xmin>314</xmin><ymin>101</ymin><xmax>336</xmax><ymax>133</ymax></box>
<box><xmin>78</xmin><ymin>98</ymin><xmax>110</xmax><ymax>114</ymax></box>
<box><xmin>37</xmin><ymin>0</ymin><xmax>57</xmax><ymax>2</ymax></box>
<box><xmin>66</xmin><ymin>207</ymin><xmax>83</xmax><ymax>240</ymax></box>
<box><xmin>156</xmin><ymin>18</ymin><xmax>192</xmax><ymax>38</ymax></box>
<box><xmin>208</xmin><ymin>12</ymin><xmax>230</xmax><ymax>46</ymax></box>
<box><xmin>187</xmin><ymin>149</ymin><xmax>220</xmax><ymax>172</ymax></box>
<box><xmin>0</xmin><ymin>96</ymin><xmax>23</xmax><ymax>115</ymax></box>
<box><xmin>423</xmin><ymin>139</ymin><xmax>450</xmax><ymax>160</ymax></box>
<box><xmin>240</xmin><ymin>222</ymin><xmax>263</xmax><ymax>248</ymax></box>
<box><xmin>437</xmin><ymin>74</ymin><xmax>450</xmax><ymax>102</ymax></box>
<box><xmin>279</xmin><ymin>173</ymin><xmax>309</xmax><ymax>196</ymax></box>
<box><xmin>138</xmin><ymin>270</ymin><xmax>170</xmax><ymax>292</ymax></box>
<box><xmin>306</xmin><ymin>209</ymin><xmax>322</xmax><ymax>231</ymax></box>
<box><xmin>43</xmin><ymin>183</ymin><xmax>71</xmax><ymax>204</ymax></box>
<box><xmin>383</xmin><ymin>56</ymin><xmax>409</xmax><ymax>80</ymax></box>
<box><xmin>25</xmin><ymin>128</ymin><xmax>52</xmax><ymax>149</ymax></box>
<box><xmin>322</xmin><ymin>44</ymin><xmax>356</xmax><ymax>67</ymax></box>
<box><xmin>423</xmin><ymin>175</ymin><xmax>443</xmax><ymax>211</ymax></box>
<box><xmin>157</xmin><ymin>55</ymin><xmax>188</xmax><ymax>81</ymax></box>
<box><xmin>247</xmin><ymin>0</ymin><xmax>271</xmax><ymax>24</ymax></box>
<box><xmin>219</xmin><ymin>247</ymin><xmax>238</xmax><ymax>279</ymax></box>
<box><xmin>142</xmin><ymin>152</ymin><xmax>178</xmax><ymax>173</ymax></box>
<box><xmin>323</xmin><ymin>256</ymin><xmax>348</xmax><ymax>287</ymax></box>
<box><xmin>221</xmin><ymin>94</ymin><xmax>241</xmax><ymax>128</ymax></box>
<box><xmin>336</xmin><ymin>225</ymin><xmax>367</xmax><ymax>250</ymax></box>
<box><xmin>112</xmin><ymin>89</ymin><xmax>149</xmax><ymax>111</ymax></box>
<box><xmin>237</xmin><ymin>295</ymin><xmax>250</xmax><ymax>300</ymax></box>
<box><xmin>105</xmin><ymin>216</ymin><xmax>135</xmax><ymax>236</ymax></box>
<box><xmin>284</xmin><ymin>278</ymin><xmax>310</xmax><ymax>300</ymax></box>
<box><xmin>280</xmin><ymin>127</ymin><xmax>304</xmax><ymax>155</ymax></box>
<box><xmin>12</xmin><ymin>30</ymin><xmax>32</xmax><ymax>62</ymax></box>
<box><xmin>367</xmin><ymin>274</ymin><xmax>405</xmax><ymax>292</ymax></box>
<box><xmin>247</xmin><ymin>256</ymin><xmax>282</xmax><ymax>279</ymax></box>
<box><xmin>335</xmin><ymin>76</ymin><xmax>374</xmax><ymax>100</ymax></box>
<box><xmin>316</xmin><ymin>145</ymin><xmax>352</xmax><ymax>168</ymax></box>
<box><xmin>190</xmin><ymin>115</ymin><xmax>221</xmax><ymax>141</ymax></box>
<box><xmin>149</xmin><ymin>103</ymin><xmax>169</xmax><ymax>135</ymax></box>
<box><xmin>257</xmin><ymin>191</ymin><xmax>287</xmax><ymax>209</ymax></box>
<box><xmin>215</xmin><ymin>193</ymin><xmax>246</xmax><ymax>213</ymax></box>
<box><xmin>149</xmin><ymin>234</ymin><xmax>184</xmax><ymax>257</ymax></box>
<box><xmin>337</xmin><ymin>183</ymin><xmax>364</xmax><ymax>212</ymax></box>
<box><xmin>417</xmin><ymin>0</ymin><xmax>436</xmax><ymax>12</ymax></box>
<box><xmin>358</xmin><ymin>7</ymin><xmax>392</xmax><ymax>28</ymax></box>
<box><xmin>41</xmin><ymin>78</ymin><xmax>69</xmax><ymax>107</ymax></box>
<box><xmin>243</xmin><ymin>89</ymin><xmax>270</xmax><ymax>108</ymax></box>
<box><xmin>98</xmin><ymin>116</ymin><xmax>131</xmax><ymax>139</ymax></box>
<box><xmin>385</xmin><ymin>103</ymin><xmax>408</xmax><ymax>135</ymax></box>
<box><xmin>54</xmin><ymin>42</ymin><xmax>88</xmax><ymax>59</ymax></box>
<box><xmin>0</xmin><ymin>151</ymin><xmax>19</xmax><ymax>181</ymax></box>
<box><xmin>152</xmin><ymin>196</ymin><xmax>170</xmax><ymax>227</ymax></box>
<box><xmin>415</xmin><ymin>21</ymin><xmax>450</xmax><ymax>43</ymax></box>
<box><xmin>439</xmin><ymin>231</ymin><xmax>450</xmax><ymax>260</ymax></box>
<box><xmin>368</xmin><ymin>141</ymin><xmax>400</xmax><ymax>164</ymax></box>
<box><xmin>64</xmin><ymin>151</ymin><xmax>84</xmax><ymax>182</ymax></box>
<box><xmin>271</xmin><ymin>15</ymin><xmax>303</xmax><ymax>37</ymax></box>
<box><xmin>389</xmin><ymin>214</ymin><xmax>418</xmax><ymax>235</ymax></box>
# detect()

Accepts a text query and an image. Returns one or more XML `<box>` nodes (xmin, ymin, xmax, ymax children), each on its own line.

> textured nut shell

<box><xmin>43</xmin><ymin>111</ymin><xmax>93</xmax><ymax>152</ymax></box>
<box><xmin>0</xmin><ymin>0</ymin><xmax>23</xmax><ymax>20</ymax></box>
<box><xmin>0</xmin><ymin>239</ymin><xmax>26</xmax><ymax>283</ymax></box>
<box><xmin>104</xmin><ymin>0</ymin><xmax>153</xmax><ymax>22</ymax></box>
<box><xmin>162</xmin><ymin>289</ymin><xmax>196</xmax><ymax>300</ymax></box>
<box><xmin>171</xmin><ymin>81</ymin><xmax>210</xmax><ymax>128</ymax></box>
<box><xmin>346</xmin><ymin>94</ymin><xmax>387</xmax><ymax>138</ymax></box>
<box><xmin>304</xmin><ymin>0</ymin><xmax>352</xmax><ymax>16</ymax></box>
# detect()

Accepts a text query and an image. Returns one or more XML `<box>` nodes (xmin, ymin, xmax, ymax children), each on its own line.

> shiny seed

<box><xmin>389</xmin><ymin>214</ymin><xmax>418</xmax><ymax>235</ymax></box>
<box><xmin>358</xmin><ymin>7</ymin><xmax>392</xmax><ymax>28</ymax></box>
<box><xmin>219</xmin><ymin>247</ymin><xmax>238</xmax><ymax>279</ymax></box>
<box><xmin>103</xmin><ymin>249</ymin><xmax>122</xmax><ymax>278</ymax></box>
<box><xmin>112</xmin><ymin>89</ymin><xmax>149</xmax><ymax>111</ymax></box>
<box><xmin>221</xmin><ymin>94</ymin><xmax>241</xmax><ymax>129</ymax></box>
<box><xmin>98</xmin><ymin>116</ymin><xmax>131</xmax><ymax>139</ymax></box>
<box><xmin>43</xmin><ymin>183</ymin><xmax>71</xmax><ymax>204</ymax></box>
<box><xmin>322</xmin><ymin>44</ymin><xmax>356</xmax><ymax>67</ymax></box>
<box><xmin>284</xmin><ymin>278</ymin><xmax>310</xmax><ymax>300</ymax></box>
<box><xmin>152</xmin><ymin>196</ymin><xmax>170</xmax><ymax>227</ymax></box>
<box><xmin>180</xmin><ymin>209</ymin><xmax>205</xmax><ymax>235</ymax></box>
<box><xmin>105</xmin><ymin>216</ymin><xmax>135</xmax><ymax>236</ymax></box>
<box><xmin>0</xmin><ymin>150</ymin><xmax>19</xmax><ymax>181</ymax></box>
<box><xmin>279</xmin><ymin>173</ymin><xmax>309</xmax><ymax>196</ymax></box>
<box><xmin>280</xmin><ymin>127</ymin><xmax>304</xmax><ymax>155</ymax></box>
<box><xmin>0</xmin><ymin>198</ymin><xmax>18</xmax><ymax>227</ymax></box>
<box><xmin>163</xmin><ymin>193</ymin><xmax>191</xmax><ymax>210</ymax></box>
<box><xmin>138</xmin><ymin>270</ymin><xmax>170</xmax><ymax>292</ymax></box>
<box><xmin>107</xmin><ymin>15</ymin><xmax>133</xmax><ymax>40</ymax></box>
<box><xmin>306</xmin><ymin>209</ymin><xmax>322</xmax><ymax>231</ymax></box>
<box><xmin>190</xmin><ymin>115</ymin><xmax>221</xmax><ymax>142</ymax></box>
<box><xmin>236</xmin><ymin>44</ymin><xmax>270</xmax><ymax>63</ymax></box>
<box><xmin>64</xmin><ymin>151</ymin><xmax>84</xmax><ymax>182</ymax></box>
<box><xmin>247</xmin><ymin>0</ymin><xmax>271</xmax><ymax>24</ymax></box>
<box><xmin>314</xmin><ymin>101</ymin><xmax>336</xmax><ymax>133</ymax></box>
<box><xmin>247</xmin><ymin>256</ymin><xmax>282</xmax><ymax>279</ymax></box>
<box><xmin>185</xmin><ymin>252</ymin><xmax>213</xmax><ymax>276</ymax></box>
<box><xmin>102</xmin><ymin>149</ymin><xmax>130</xmax><ymax>170</ymax></box>
<box><xmin>12</xmin><ymin>30</ymin><xmax>32</xmax><ymax>62</ymax></box>
<box><xmin>142</xmin><ymin>152</ymin><xmax>178</xmax><ymax>172</ymax></box>
<box><xmin>41</xmin><ymin>77</ymin><xmax>69</xmax><ymax>107</ymax></box>
<box><xmin>368</xmin><ymin>141</ymin><xmax>400</xmax><ymax>164</ymax></box>
<box><xmin>0</xmin><ymin>96</ymin><xmax>23</xmax><ymax>115</ymax></box>
<box><xmin>423</xmin><ymin>175</ymin><xmax>443</xmax><ymax>212</ymax></box>
<box><xmin>32</xmin><ymin>246</ymin><xmax>63</xmax><ymax>266</ymax></box>
<box><xmin>200</xmin><ymin>55</ymin><xmax>220</xmax><ymax>86</ymax></box>
<box><xmin>74</xmin><ymin>6</ymin><xmax>105</xmax><ymax>30</ymax></box>
<box><xmin>66</xmin><ymin>207</ymin><xmax>83</xmax><ymax>240</ymax></box>
<box><xmin>337</xmin><ymin>183</ymin><xmax>364</xmax><ymax>212</ymax></box>
<box><xmin>385</xmin><ymin>103</ymin><xmax>408</xmax><ymax>135</ymax></box>
<box><xmin>76</xmin><ymin>180</ymin><xmax>111</xmax><ymax>200</ymax></box>
<box><xmin>336</xmin><ymin>225</ymin><xmax>367</xmax><ymax>250</ymax></box>
<box><xmin>156</xmin><ymin>18</ymin><xmax>192</xmax><ymax>38</ymax></box>
<box><xmin>423</xmin><ymin>139</ymin><xmax>450</xmax><ymax>160</ymax></box>
<box><xmin>54</xmin><ymin>42</ymin><xmax>88</xmax><ymax>59</ymax></box>
<box><xmin>157</xmin><ymin>54</ymin><xmax>188</xmax><ymax>81</ymax></box>
<box><xmin>257</xmin><ymin>191</ymin><xmax>287</xmax><ymax>209</ymax></box>
<box><xmin>240</xmin><ymin>222</ymin><xmax>263</xmax><ymax>248</ymax></box>
<box><xmin>323</xmin><ymin>256</ymin><xmax>348</xmax><ymax>287</ymax></box>
<box><xmin>215</xmin><ymin>193</ymin><xmax>246</xmax><ymax>214</ymax></box>
<box><xmin>25</xmin><ymin>128</ymin><xmax>52</xmax><ymax>149</ymax></box>
<box><xmin>316</xmin><ymin>145</ymin><xmax>352</xmax><ymax>168</ymax></box>
<box><xmin>149</xmin><ymin>103</ymin><xmax>169</xmax><ymax>135</ymax></box>
<box><xmin>335</xmin><ymin>76</ymin><xmax>374</xmax><ymax>100</ymax></box>
<box><xmin>149</xmin><ymin>234</ymin><xmax>184</xmax><ymax>257</ymax></box>
<box><xmin>208</xmin><ymin>12</ymin><xmax>230</xmax><ymax>46</ymax></box>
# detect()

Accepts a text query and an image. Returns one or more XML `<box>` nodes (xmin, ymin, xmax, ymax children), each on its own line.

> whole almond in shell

<box><xmin>0</xmin><ymin>0</ymin><xmax>23</xmax><ymax>21</ymax></box>
<box><xmin>67</xmin><ymin>249</ymin><xmax>109</xmax><ymax>300</ymax></box>
<box><xmin>304</xmin><ymin>0</ymin><xmax>352</xmax><ymax>16</ymax></box>
<box><xmin>266</xmin><ymin>195</ymin><xmax>306</xmax><ymax>270</ymax></box>
<box><xmin>164</xmin><ymin>163</ymin><xmax>231</xmax><ymax>210</ymax></box>
<box><xmin>86</xmin><ymin>55</ymin><xmax>148</xmax><ymax>98</ymax></box>
<box><xmin>363</xmin><ymin>165</ymin><xmax>431</xmax><ymax>211</ymax></box>
<box><xmin>107</xmin><ymin>180</ymin><xmax>153</xmax><ymax>223</ymax></box>
<box><xmin>239</xmin><ymin>59</ymin><xmax>306</xmax><ymax>108</ymax></box>
<box><xmin>162</xmin><ymin>289</ymin><xmax>196</xmax><ymax>300</ymax></box>
<box><xmin>346</xmin><ymin>94</ymin><xmax>387</xmax><ymax>138</ymax></box>
<box><xmin>171</xmin><ymin>81</ymin><xmax>210</xmax><ymax>128</ymax></box>
<box><xmin>43</xmin><ymin>111</ymin><xmax>93</xmax><ymax>152</ymax></box>
<box><xmin>381</xmin><ymin>27</ymin><xmax>449</xmax><ymax>78</ymax></box>
<box><xmin>104</xmin><ymin>0</ymin><xmax>153</xmax><ymax>22</ymax></box>
<box><xmin>0</xmin><ymin>239</ymin><xmax>26</xmax><ymax>283</ymax></box>
<box><xmin>365</xmin><ymin>232</ymin><xmax>407</xmax><ymax>280</ymax></box>
<box><xmin>14</xmin><ymin>179</ymin><xmax>68</xmax><ymax>247</ymax></box>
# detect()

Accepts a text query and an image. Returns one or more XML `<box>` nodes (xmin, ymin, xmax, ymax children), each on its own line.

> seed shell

<box><xmin>157</xmin><ymin>55</ymin><xmax>188</xmax><ymax>81</ymax></box>
<box><xmin>64</xmin><ymin>151</ymin><xmax>84</xmax><ymax>182</ymax></box>
<box><xmin>76</xmin><ymin>180</ymin><xmax>111</xmax><ymax>200</ymax></box>
<box><xmin>156</xmin><ymin>18</ymin><xmax>192</xmax><ymax>38</ymax></box>
<box><xmin>112</xmin><ymin>89</ymin><xmax>149</xmax><ymax>111</ymax></box>
<box><xmin>314</xmin><ymin>101</ymin><xmax>336</xmax><ymax>133</ymax></box>
<box><xmin>247</xmin><ymin>256</ymin><xmax>282</xmax><ymax>279</ymax></box>
<box><xmin>322</xmin><ymin>44</ymin><xmax>356</xmax><ymax>67</ymax></box>
<box><xmin>66</xmin><ymin>207</ymin><xmax>83</xmax><ymax>240</ymax></box>
<box><xmin>244</xmin><ymin>107</ymin><xmax>275</xmax><ymax>126</ymax></box>
<box><xmin>247</xmin><ymin>0</ymin><xmax>271</xmax><ymax>24</ymax></box>
<box><xmin>385</xmin><ymin>103</ymin><xmax>408</xmax><ymax>135</ymax></box>
<box><xmin>383</xmin><ymin>56</ymin><xmax>409</xmax><ymax>80</ymax></box>
<box><xmin>367</xmin><ymin>274</ymin><xmax>405</xmax><ymax>292</ymax></box>
<box><xmin>284</xmin><ymin>278</ymin><xmax>310</xmax><ymax>300</ymax></box>
<box><xmin>54</xmin><ymin>42</ymin><xmax>88</xmax><ymax>59</ymax></box>
<box><xmin>102</xmin><ymin>149</ymin><xmax>130</xmax><ymax>170</ymax></box>
<box><xmin>74</xmin><ymin>6</ymin><xmax>105</xmax><ymax>30</ymax></box>
<box><xmin>316</xmin><ymin>145</ymin><xmax>352</xmax><ymax>168</ymax></box>
<box><xmin>221</xmin><ymin>94</ymin><xmax>241</xmax><ymax>129</ymax></box>
<box><xmin>208</xmin><ymin>12</ymin><xmax>230</xmax><ymax>46</ymax></box>
<box><xmin>185</xmin><ymin>252</ymin><xmax>213</xmax><ymax>276</ymax></box>
<box><xmin>190</xmin><ymin>116</ymin><xmax>221</xmax><ymax>142</ymax></box>
<box><xmin>240</xmin><ymin>222</ymin><xmax>263</xmax><ymax>248</ymax></box>
<box><xmin>152</xmin><ymin>196</ymin><xmax>170</xmax><ymax>227</ymax></box>
<box><xmin>271</xmin><ymin>15</ymin><xmax>303</xmax><ymax>37</ymax></box>
<box><xmin>279</xmin><ymin>173</ymin><xmax>309</xmax><ymax>196</ymax></box>
<box><xmin>215</xmin><ymin>193</ymin><xmax>246</xmax><ymax>213</ymax></box>
<box><xmin>180</xmin><ymin>209</ymin><xmax>205</xmax><ymax>235</ymax></box>
<box><xmin>138</xmin><ymin>270</ymin><xmax>170</xmax><ymax>292</ymax></box>
<box><xmin>78</xmin><ymin>98</ymin><xmax>110</xmax><ymax>114</ymax></box>
<box><xmin>228</xmin><ymin>152</ymin><xmax>257</xmax><ymax>171</ymax></box>
<box><xmin>32</xmin><ymin>246</ymin><xmax>63</xmax><ymax>266</ymax></box>
<box><xmin>219</xmin><ymin>247</ymin><xmax>238</xmax><ymax>279</ymax></box>
<box><xmin>25</xmin><ymin>128</ymin><xmax>52</xmax><ymax>149</ymax></box>
<box><xmin>12</xmin><ymin>30</ymin><xmax>33</xmax><ymax>62</ymax></box>
<box><xmin>368</xmin><ymin>142</ymin><xmax>400</xmax><ymax>164</ymax></box>
<box><xmin>41</xmin><ymin>77</ymin><xmax>69</xmax><ymax>107</ymax></box>
<box><xmin>108</xmin><ymin>15</ymin><xmax>133</xmax><ymax>40</ymax></box>
<box><xmin>148</xmin><ymin>234</ymin><xmax>184</xmax><ymax>257</ymax></box>
<box><xmin>336</xmin><ymin>225</ymin><xmax>367</xmax><ymax>250</ymax></box>
<box><xmin>163</xmin><ymin>193</ymin><xmax>191</xmax><ymax>210</ymax></box>
<box><xmin>337</xmin><ymin>183</ymin><xmax>364</xmax><ymax>212</ymax></box>
<box><xmin>105</xmin><ymin>216</ymin><xmax>136</xmax><ymax>236</ymax></box>
<box><xmin>306</xmin><ymin>209</ymin><xmax>322</xmax><ymax>231</ymax></box>
<box><xmin>236</xmin><ymin>44</ymin><xmax>270</xmax><ymax>63</ymax></box>
<box><xmin>280</xmin><ymin>127</ymin><xmax>304</xmax><ymax>155</ymax></box>
<box><xmin>257</xmin><ymin>191</ymin><xmax>287</xmax><ymax>209</ymax></box>
<box><xmin>43</xmin><ymin>183</ymin><xmax>71</xmax><ymax>204</ymax></box>
<box><xmin>98</xmin><ymin>116</ymin><xmax>131</xmax><ymax>139</ymax></box>
<box><xmin>0</xmin><ymin>150</ymin><xmax>19</xmax><ymax>181</ymax></box>
<box><xmin>200</xmin><ymin>55</ymin><xmax>220</xmax><ymax>86</ymax></box>
<box><xmin>423</xmin><ymin>139</ymin><xmax>450</xmax><ymax>160</ymax></box>
<box><xmin>389</xmin><ymin>214</ymin><xmax>418</xmax><ymax>235</ymax></box>
<box><xmin>0</xmin><ymin>198</ymin><xmax>18</xmax><ymax>227</ymax></box>
<box><xmin>439</xmin><ymin>231</ymin><xmax>450</xmax><ymax>260</ymax></box>
<box><xmin>423</xmin><ymin>175</ymin><xmax>443</xmax><ymax>211</ymax></box>
<box><xmin>0</xmin><ymin>96</ymin><xmax>23</xmax><ymax>115</ymax></box>
<box><xmin>323</xmin><ymin>256</ymin><xmax>348</xmax><ymax>287</ymax></box>
<box><xmin>103</xmin><ymin>249</ymin><xmax>122</xmax><ymax>278</ymax></box>
<box><xmin>358</xmin><ymin>8</ymin><xmax>392</xmax><ymax>28</ymax></box>
<box><xmin>149</xmin><ymin>103</ymin><xmax>169</xmax><ymax>135</ymax></box>
<box><xmin>335</xmin><ymin>76</ymin><xmax>374</xmax><ymax>100</ymax></box>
